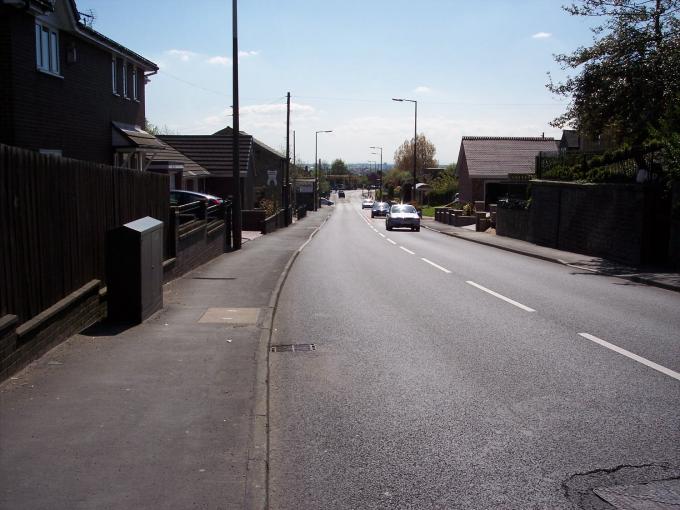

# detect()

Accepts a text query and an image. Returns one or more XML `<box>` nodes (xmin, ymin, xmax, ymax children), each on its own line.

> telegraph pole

<box><xmin>285</xmin><ymin>92</ymin><xmax>291</xmax><ymax>225</ymax></box>
<box><xmin>231</xmin><ymin>0</ymin><xmax>242</xmax><ymax>249</ymax></box>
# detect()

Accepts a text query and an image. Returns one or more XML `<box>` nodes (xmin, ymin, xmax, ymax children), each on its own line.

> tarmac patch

<box><xmin>198</xmin><ymin>308</ymin><xmax>260</xmax><ymax>325</ymax></box>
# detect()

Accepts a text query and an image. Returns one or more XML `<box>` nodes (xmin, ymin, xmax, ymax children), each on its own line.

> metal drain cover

<box><xmin>271</xmin><ymin>344</ymin><xmax>316</xmax><ymax>352</ymax></box>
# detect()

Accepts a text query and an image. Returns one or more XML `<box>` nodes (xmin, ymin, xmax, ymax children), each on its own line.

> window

<box><xmin>132</xmin><ymin>67</ymin><xmax>138</xmax><ymax>100</ymax></box>
<box><xmin>122</xmin><ymin>62</ymin><xmax>128</xmax><ymax>98</ymax></box>
<box><xmin>35</xmin><ymin>22</ymin><xmax>60</xmax><ymax>75</ymax></box>
<box><xmin>112</xmin><ymin>56</ymin><xmax>117</xmax><ymax>94</ymax></box>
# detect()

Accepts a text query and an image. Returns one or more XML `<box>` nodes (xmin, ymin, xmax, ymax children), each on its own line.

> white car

<box><xmin>386</xmin><ymin>204</ymin><xmax>420</xmax><ymax>231</ymax></box>
<box><xmin>362</xmin><ymin>199</ymin><xmax>374</xmax><ymax>209</ymax></box>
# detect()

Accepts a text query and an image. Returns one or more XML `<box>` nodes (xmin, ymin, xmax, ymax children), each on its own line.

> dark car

<box><xmin>338</xmin><ymin>190</ymin><xmax>346</xmax><ymax>198</ymax></box>
<box><xmin>386</xmin><ymin>204</ymin><xmax>420</xmax><ymax>231</ymax></box>
<box><xmin>170</xmin><ymin>189</ymin><xmax>225</xmax><ymax>207</ymax></box>
<box><xmin>320</xmin><ymin>197</ymin><xmax>335</xmax><ymax>206</ymax></box>
<box><xmin>371</xmin><ymin>201</ymin><xmax>390</xmax><ymax>218</ymax></box>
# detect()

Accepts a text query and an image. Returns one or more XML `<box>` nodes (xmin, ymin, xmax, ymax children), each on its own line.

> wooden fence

<box><xmin>0</xmin><ymin>144</ymin><xmax>169</xmax><ymax>324</ymax></box>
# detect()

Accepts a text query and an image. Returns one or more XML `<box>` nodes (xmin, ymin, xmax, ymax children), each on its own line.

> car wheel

<box><xmin>371</xmin><ymin>213</ymin><xmax>374</xmax><ymax>218</ymax></box>
<box><xmin>415</xmin><ymin>226</ymin><xmax>420</xmax><ymax>232</ymax></box>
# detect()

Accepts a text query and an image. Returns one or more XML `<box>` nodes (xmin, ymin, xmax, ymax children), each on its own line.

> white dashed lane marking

<box><xmin>465</xmin><ymin>281</ymin><xmax>535</xmax><ymax>312</ymax></box>
<box><xmin>387</xmin><ymin>239</ymin><xmax>397</xmax><ymax>245</ymax></box>
<box><xmin>421</xmin><ymin>258</ymin><xmax>451</xmax><ymax>274</ymax></box>
<box><xmin>400</xmin><ymin>247</ymin><xmax>415</xmax><ymax>255</ymax></box>
<box><xmin>578</xmin><ymin>333</ymin><xmax>680</xmax><ymax>381</ymax></box>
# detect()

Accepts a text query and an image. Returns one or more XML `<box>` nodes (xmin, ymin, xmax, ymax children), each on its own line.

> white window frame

<box><xmin>112</xmin><ymin>56</ymin><xmax>118</xmax><ymax>94</ymax></box>
<box><xmin>35</xmin><ymin>21</ymin><xmax>60</xmax><ymax>75</ymax></box>
<box><xmin>122</xmin><ymin>61</ymin><xmax>128</xmax><ymax>98</ymax></box>
<box><xmin>132</xmin><ymin>67</ymin><xmax>138</xmax><ymax>101</ymax></box>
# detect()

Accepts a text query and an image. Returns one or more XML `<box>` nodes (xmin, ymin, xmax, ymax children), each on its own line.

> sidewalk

<box><xmin>0</xmin><ymin>208</ymin><xmax>332</xmax><ymax>510</ymax></box>
<box><xmin>422</xmin><ymin>217</ymin><xmax>680</xmax><ymax>293</ymax></box>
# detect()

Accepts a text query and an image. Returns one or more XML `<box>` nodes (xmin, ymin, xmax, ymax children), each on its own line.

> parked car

<box><xmin>362</xmin><ymin>199</ymin><xmax>374</xmax><ymax>209</ymax></box>
<box><xmin>386</xmin><ymin>204</ymin><xmax>420</xmax><ymax>231</ymax></box>
<box><xmin>320</xmin><ymin>197</ymin><xmax>335</xmax><ymax>206</ymax></box>
<box><xmin>170</xmin><ymin>189</ymin><xmax>225</xmax><ymax>207</ymax></box>
<box><xmin>338</xmin><ymin>190</ymin><xmax>346</xmax><ymax>198</ymax></box>
<box><xmin>371</xmin><ymin>201</ymin><xmax>390</xmax><ymax>218</ymax></box>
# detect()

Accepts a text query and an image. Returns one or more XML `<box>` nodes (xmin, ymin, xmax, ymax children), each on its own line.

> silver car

<box><xmin>386</xmin><ymin>204</ymin><xmax>420</xmax><ymax>231</ymax></box>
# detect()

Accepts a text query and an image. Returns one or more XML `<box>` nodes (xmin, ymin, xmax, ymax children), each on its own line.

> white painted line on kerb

<box><xmin>379</xmin><ymin>233</ymin><xmax>386</xmax><ymax>238</ymax></box>
<box><xmin>578</xmin><ymin>333</ymin><xmax>680</xmax><ymax>381</ymax></box>
<box><xmin>465</xmin><ymin>281</ymin><xmax>536</xmax><ymax>312</ymax></box>
<box><xmin>400</xmin><ymin>247</ymin><xmax>415</xmax><ymax>255</ymax></box>
<box><xmin>387</xmin><ymin>238</ymin><xmax>397</xmax><ymax>245</ymax></box>
<box><xmin>421</xmin><ymin>258</ymin><xmax>451</xmax><ymax>274</ymax></box>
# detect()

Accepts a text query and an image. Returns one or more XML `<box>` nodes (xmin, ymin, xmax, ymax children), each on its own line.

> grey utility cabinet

<box><xmin>106</xmin><ymin>216</ymin><xmax>164</xmax><ymax>324</ymax></box>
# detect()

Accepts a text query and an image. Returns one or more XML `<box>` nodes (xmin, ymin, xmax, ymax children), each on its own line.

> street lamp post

<box><xmin>370</xmin><ymin>145</ymin><xmax>383</xmax><ymax>199</ymax></box>
<box><xmin>315</xmin><ymin>129</ymin><xmax>332</xmax><ymax>211</ymax></box>
<box><xmin>392</xmin><ymin>98</ymin><xmax>417</xmax><ymax>202</ymax></box>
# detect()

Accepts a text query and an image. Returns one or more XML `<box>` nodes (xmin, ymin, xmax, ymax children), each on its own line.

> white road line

<box><xmin>578</xmin><ymin>333</ymin><xmax>680</xmax><ymax>381</ymax></box>
<box><xmin>465</xmin><ymin>281</ymin><xmax>536</xmax><ymax>312</ymax></box>
<box><xmin>379</xmin><ymin>233</ymin><xmax>386</xmax><ymax>238</ymax></box>
<box><xmin>400</xmin><ymin>247</ymin><xmax>415</xmax><ymax>255</ymax></box>
<box><xmin>421</xmin><ymin>258</ymin><xmax>451</xmax><ymax>274</ymax></box>
<box><xmin>387</xmin><ymin>239</ymin><xmax>397</xmax><ymax>245</ymax></box>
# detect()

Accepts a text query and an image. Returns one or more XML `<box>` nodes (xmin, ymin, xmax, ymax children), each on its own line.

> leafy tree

<box><xmin>548</xmin><ymin>0</ymin><xmax>680</xmax><ymax>146</ymax></box>
<box><xmin>330</xmin><ymin>158</ymin><xmax>349</xmax><ymax>175</ymax></box>
<box><xmin>382</xmin><ymin>167</ymin><xmax>411</xmax><ymax>189</ymax></box>
<box><xmin>143</xmin><ymin>119</ymin><xmax>179</xmax><ymax>135</ymax></box>
<box><xmin>393</xmin><ymin>133</ymin><xmax>438</xmax><ymax>180</ymax></box>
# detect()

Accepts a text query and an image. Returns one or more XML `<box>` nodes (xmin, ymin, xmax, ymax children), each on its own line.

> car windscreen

<box><xmin>391</xmin><ymin>205</ymin><xmax>417</xmax><ymax>214</ymax></box>
<box><xmin>372</xmin><ymin>202</ymin><xmax>389</xmax><ymax>209</ymax></box>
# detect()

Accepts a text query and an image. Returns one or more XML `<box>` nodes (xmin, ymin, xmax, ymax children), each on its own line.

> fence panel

<box><xmin>0</xmin><ymin>144</ymin><xmax>169</xmax><ymax>324</ymax></box>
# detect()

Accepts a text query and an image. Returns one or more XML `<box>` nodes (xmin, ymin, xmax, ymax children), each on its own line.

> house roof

<box><xmin>112</xmin><ymin>122</ymin><xmax>165</xmax><ymax>150</ymax></box>
<box><xmin>212</xmin><ymin>126</ymin><xmax>286</xmax><ymax>159</ymax></box>
<box><xmin>147</xmin><ymin>141</ymin><xmax>210</xmax><ymax>177</ymax></box>
<box><xmin>11</xmin><ymin>0</ymin><xmax>158</xmax><ymax>70</ymax></box>
<box><xmin>459</xmin><ymin>136</ymin><xmax>559</xmax><ymax>178</ymax></box>
<box><xmin>159</xmin><ymin>135</ymin><xmax>254</xmax><ymax>177</ymax></box>
<box><xmin>560</xmin><ymin>130</ymin><xmax>580</xmax><ymax>149</ymax></box>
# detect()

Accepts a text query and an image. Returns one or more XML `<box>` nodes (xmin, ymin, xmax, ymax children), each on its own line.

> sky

<box><xmin>76</xmin><ymin>0</ymin><xmax>597</xmax><ymax>165</ymax></box>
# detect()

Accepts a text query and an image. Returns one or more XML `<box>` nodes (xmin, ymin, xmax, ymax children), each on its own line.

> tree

<box><xmin>548</xmin><ymin>0</ymin><xmax>680</xmax><ymax>146</ymax></box>
<box><xmin>393</xmin><ymin>133</ymin><xmax>438</xmax><ymax>181</ymax></box>
<box><xmin>330</xmin><ymin>158</ymin><xmax>349</xmax><ymax>175</ymax></box>
<box><xmin>144</xmin><ymin>119</ymin><xmax>179</xmax><ymax>135</ymax></box>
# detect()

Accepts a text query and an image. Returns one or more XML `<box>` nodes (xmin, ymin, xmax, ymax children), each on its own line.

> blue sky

<box><xmin>77</xmin><ymin>0</ymin><xmax>596</xmax><ymax>164</ymax></box>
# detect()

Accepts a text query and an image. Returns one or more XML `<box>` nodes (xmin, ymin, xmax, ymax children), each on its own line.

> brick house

<box><xmin>0</xmin><ymin>0</ymin><xmax>159</xmax><ymax>167</ymax></box>
<box><xmin>455</xmin><ymin>136</ymin><xmax>559</xmax><ymax>204</ymax></box>
<box><xmin>161</xmin><ymin>128</ymin><xmax>286</xmax><ymax>209</ymax></box>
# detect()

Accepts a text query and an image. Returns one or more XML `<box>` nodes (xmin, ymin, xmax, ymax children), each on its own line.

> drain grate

<box><xmin>270</xmin><ymin>344</ymin><xmax>316</xmax><ymax>353</ymax></box>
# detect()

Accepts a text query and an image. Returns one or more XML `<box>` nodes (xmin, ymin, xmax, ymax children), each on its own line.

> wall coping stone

<box><xmin>16</xmin><ymin>280</ymin><xmax>101</xmax><ymax>339</ymax></box>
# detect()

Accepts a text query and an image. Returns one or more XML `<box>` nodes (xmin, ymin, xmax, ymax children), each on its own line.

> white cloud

<box><xmin>207</xmin><ymin>56</ymin><xmax>231</xmax><ymax>66</ymax></box>
<box><xmin>531</xmin><ymin>32</ymin><xmax>552</xmax><ymax>39</ymax></box>
<box><xmin>166</xmin><ymin>49</ymin><xmax>198</xmax><ymax>62</ymax></box>
<box><xmin>414</xmin><ymin>86</ymin><xmax>432</xmax><ymax>94</ymax></box>
<box><xmin>238</xmin><ymin>50</ymin><xmax>260</xmax><ymax>58</ymax></box>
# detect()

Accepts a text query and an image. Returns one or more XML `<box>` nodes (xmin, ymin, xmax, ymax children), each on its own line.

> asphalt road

<box><xmin>269</xmin><ymin>190</ymin><xmax>680</xmax><ymax>509</ymax></box>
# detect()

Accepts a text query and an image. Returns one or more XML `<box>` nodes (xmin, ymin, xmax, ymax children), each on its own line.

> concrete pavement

<box><xmin>0</xmin><ymin>207</ymin><xmax>332</xmax><ymax>510</ymax></box>
<box><xmin>422</xmin><ymin>217</ymin><xmax>680</xmax><ymax>293</ymax></box>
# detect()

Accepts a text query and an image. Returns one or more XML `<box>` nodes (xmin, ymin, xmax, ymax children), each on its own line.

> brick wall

<box><xmin>496</xmin><ymin>208</ymin><xmax>530</xmax><ymax>241</ymax></box>
<box><xmin>530</xmin><ymin>181</ymin><xmax>649</xmax><ymax>266</ymax></box>
<box><xmin>1</xmin><ymin>280</ymin><xmax>104</xmax><ymax>381</ymax></box>
<box><xmin>164</xmin><ymin>225</ymin><xmax>226</xmax><ymax>282</ymax></box>
<box><xmin>670</xmin><ymin>183</ymin><xmax>680</xmax><ymax>269</ymax></box>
